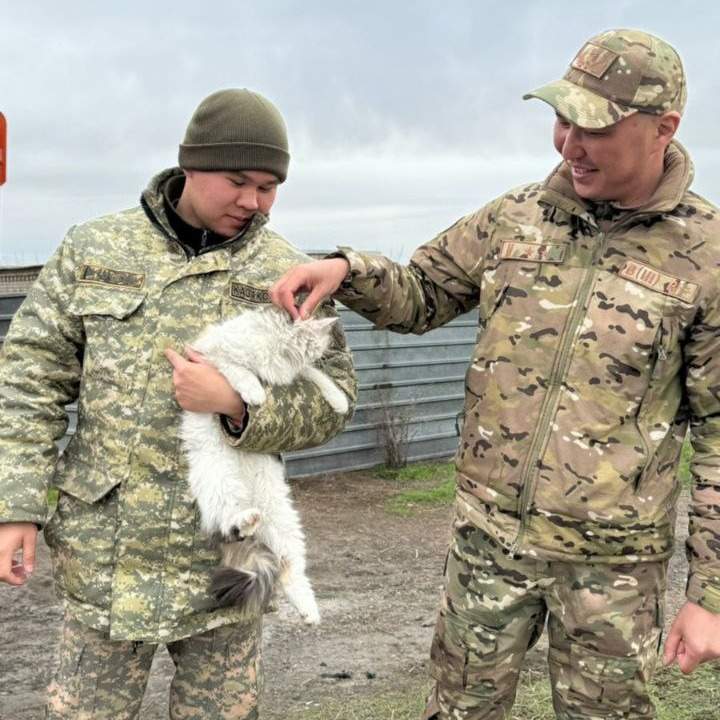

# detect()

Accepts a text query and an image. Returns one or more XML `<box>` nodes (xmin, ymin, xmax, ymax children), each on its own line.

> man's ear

<box><xmin>657</xmin><ymin>111</ymin><xmax>681</xmax><ymax>148</ymax></box>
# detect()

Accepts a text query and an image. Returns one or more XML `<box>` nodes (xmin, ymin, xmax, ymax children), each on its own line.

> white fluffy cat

<box><xmin>180</xmin><ymin>306</ymin><xmax>349</xmax><ymax>625</ymax></box>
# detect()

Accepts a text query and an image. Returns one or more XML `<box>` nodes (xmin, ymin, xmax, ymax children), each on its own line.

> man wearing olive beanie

<box><xmin>179</xmin><ymin>88</ymin><xmax>290</xmax><ymax>179</ymax></box>
<box><xmin>0</xmin><ymin>88</ymin><xmax>356</xmax><ymax>718</ymax></box>
<box><xmin>170</xmin><ymin>88</ymin><xmax>291</xmax><ymax>251</ymax></box>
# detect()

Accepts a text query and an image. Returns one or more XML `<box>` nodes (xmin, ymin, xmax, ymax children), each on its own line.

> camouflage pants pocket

<box><xmin>549</xmin><ymin>642</ymin><xmax>656</xmax><ymax>720</ymax></box>
<box><xmin>167</xmin><ymin>619</ymin><xmax>262</xmax><ymax>720</ymax></box>
<box><xmin>45</xmin><ymin>616</ymin><xmax>154</xmax><ymax>720</ymax></box>
<box><xmin>45</xmin><ymin>619</ymin><xmax>88</xmax><ymax>719</ymax></box>
<box><xmin>428</xmin><ymin>607</ymin><xmax>515</xmax><ymax>720</ymax></box>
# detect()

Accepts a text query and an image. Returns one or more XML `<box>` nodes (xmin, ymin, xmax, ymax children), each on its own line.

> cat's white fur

<box><xmin>180</xmin><ymin>306</ymin><xmax>349</xmax><ymax>624</ymax></box>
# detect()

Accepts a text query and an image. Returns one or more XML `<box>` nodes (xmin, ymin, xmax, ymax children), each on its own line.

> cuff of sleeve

<box><xmin>686</xmin><ymin>573</ymin><xmax>720</xmax><ymax>614</ymax></box>
<box><xmin>325</xmin><ymin>247</ymin><xmax>370</xmax><ymax>296</ymax></box>
<box><xmin>0</xmin><ymin>513</ymin><xmax>48</xmax><ymax>531</ymax></box>
<box><xmin>220</xmin><ymin>384</ymin><xmax>287</xmax><ymax>452</ymax></box>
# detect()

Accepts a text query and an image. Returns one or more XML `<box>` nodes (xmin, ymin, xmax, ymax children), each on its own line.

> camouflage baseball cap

<box><xmin>523</xmin><ymin>29</ymin><xmax>686</xmax><ymax>128</ymax></box>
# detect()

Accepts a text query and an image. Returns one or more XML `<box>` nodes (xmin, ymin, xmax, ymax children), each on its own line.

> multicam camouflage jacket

<box><xmin>336</xmin><ymin>141</ymin><xmax>720</xmax><ymax>613</ymax></box>
<box><xmin>0</xmin><ymin>167</ymin><xmax>356</xmax><ymax>641</ymax></box>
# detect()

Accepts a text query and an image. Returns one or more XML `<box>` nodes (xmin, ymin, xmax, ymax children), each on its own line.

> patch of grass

<box><xmin>289</xmin><ymin>661</ymin><xmax>720</xmax><ymax>720</ymax></box>
<box><xmin>376</xmin><ymin>461</ymin><xmax>454</xmax><ymax>483</ymax></box>
<box><xmin>480</xmin><ymin>662</ymin><xmax>720</xmax><ymax>720</ymax></box>
<box><xmin>380</xmin><ymin>461</ymin><xmax>456</xmax><ymax>516</ymax></box>
<box><xmin>651</xmin><ymin>663</ymin><xmax>720</xmax><ymax>719</ymax></box>
<box><xmin>293</xmin><ymin>682</ymin><xmax>427</xmax><ymax>720</ymax></box>
<box><xmin>385</xmin><ymin>478</ymin><xmax>456</xmax><ymax>516</ymax></box>
<box><xmin>508</xmin><ymin>658</ymin><xmax>720</xmax><ymax>719</ymax></box>
<box><xmin>510</xmin><ymin>668</ymin><xmax>553</xmax><ymax>719</ymax></box>
<box><xmin>678</xmin><ymin>437</ymin><xmax>694</xmax><ymax>487</ymax></box>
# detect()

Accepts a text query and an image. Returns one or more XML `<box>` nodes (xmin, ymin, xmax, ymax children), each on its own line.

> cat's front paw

<box><xmin>326</xmin><ymin>391</ymin><xmax>349</xmax><ymax>415</ymax></box>
<box><xmin>241</xmin><ymin>384</ymin><xmax>266</xmax><ymax>406</ymax></box>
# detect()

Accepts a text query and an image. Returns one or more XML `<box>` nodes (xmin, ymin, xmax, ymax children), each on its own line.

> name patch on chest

<box><xmin>500</xmin><ymin>241</ymin><xmax>567</xmax><ymax>264</ymax></box>
<box><xmin>619</xmin><ymin>259</ymin><xmax>699</xmax><ymax>304</ymax></box>
<box><xmin>230</xmin><ymin>282</ymin><xmax>271</xmax><ymax>304</ymax></box>
<box><xmin>79</xmin><ymin>264</ymin><xmax>145</xmax><ymax>289</ymax></box>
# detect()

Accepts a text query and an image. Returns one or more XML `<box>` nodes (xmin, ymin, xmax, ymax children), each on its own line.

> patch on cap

<box><xmin>571</xmin><ymin>42</ymin><xmax>619</xmax><ymax>79</ymax></box>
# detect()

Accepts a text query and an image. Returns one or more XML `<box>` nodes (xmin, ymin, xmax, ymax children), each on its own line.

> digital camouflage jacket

<box><xmin>0</xmin><ymin>168</ymin><xmax>357</xmax><ymax>641</ymax></box>
<box><xmin>336</xmin><ymin>142</ymin><xmax>720</xmax><ymax>613</ymax></box>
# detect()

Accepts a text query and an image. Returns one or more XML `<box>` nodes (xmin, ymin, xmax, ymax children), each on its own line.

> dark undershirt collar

<box><xmin>163</xmin><ymin>174</ymin><xmax>240</xmax><ymax>256</ymax></box>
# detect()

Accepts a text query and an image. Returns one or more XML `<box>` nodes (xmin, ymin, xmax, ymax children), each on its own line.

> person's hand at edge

<box><xmin>0</xmin><ymin>522</ymin><xmax>37</xmax><ymax>586</ymax></box>
<box><xmin>270</xmin><ymin>258</ymin><xmax>350</xmax><ymax>321</ymax></box>
<box><xmin>663</xmin><ymin>600</ymin><xmax>720</xmax><ymax>673</ymax></box>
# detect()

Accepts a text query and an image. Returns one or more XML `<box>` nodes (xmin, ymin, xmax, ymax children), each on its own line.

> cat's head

<box><xmin>288</xmin><ymin>315</ymin><xmax>338</xmax><ymax>363</ymax></box>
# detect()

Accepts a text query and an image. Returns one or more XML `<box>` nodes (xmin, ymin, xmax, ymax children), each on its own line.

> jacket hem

<box><xmin>456</xmin><ymin>489</ymin><xmax>675</xmax><ymax>565</ymax></box>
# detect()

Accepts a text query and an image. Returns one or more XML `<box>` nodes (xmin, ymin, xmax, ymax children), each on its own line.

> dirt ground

<box><xmin>0</xmin><ymin>471</ymin><xmax>690</xmax><ymax>719</ymax></box>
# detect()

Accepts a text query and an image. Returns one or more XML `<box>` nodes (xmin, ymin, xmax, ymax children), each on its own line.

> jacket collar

<box><xmin>538</xmin><ymin>141</ymin><xmax>694</xmax><ymax>226</ymax></box>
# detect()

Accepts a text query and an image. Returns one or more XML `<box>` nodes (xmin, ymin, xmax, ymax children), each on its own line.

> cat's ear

<box><xmin>309</xmin><ymin>317</ymin><xmax>338</xmax><ymax>331</ymax></box>
<box><xmin>293</xmin><ymin>317</ymin><xmax>340</xmax><ymax>331</ymax></box>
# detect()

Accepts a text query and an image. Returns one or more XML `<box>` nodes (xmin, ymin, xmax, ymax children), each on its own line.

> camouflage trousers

<box><xmin>424</xmin><ymin>518</ymin><xmax>667</xmax><ymax>720</ymax></box>
<box><xmin>46</xmin><ymin>614</ymin><xmax>262</xmax><ymax>719</ymax></box>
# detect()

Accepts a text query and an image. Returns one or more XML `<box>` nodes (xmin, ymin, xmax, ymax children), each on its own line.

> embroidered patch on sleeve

<box><xmin>79</xmin><ymin>264</ymin><xmax>145</xmax><ymax>289</ymax></box>
<box><xmin>230</xmin><ymin>282</ymin><xmax>271</xmax><ymax>304</ymax></box>
<box><xmin>500</xmin><ymin>241</ymin><xmax>567</xmax><ymax>264</ymax></box>
<box><xmin>571</xmin><ymin>43</ymin><xmax>619</xmax><ymax>79</ymax></box>
<box><xmin>619</xmin><ymin>259</ymin><xmax>699</xmax><ymax>304</ymax></box>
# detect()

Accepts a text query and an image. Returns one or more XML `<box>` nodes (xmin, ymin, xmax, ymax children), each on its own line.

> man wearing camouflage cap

<box><xmin>0</xmin><ymin>89</ymin><xmax>356</xmax><ymax>717</ymax></box>
<box><xmin>271</xmin><ymin>29</ymin><xmax>720</xmax><ymax>718</ymax></box>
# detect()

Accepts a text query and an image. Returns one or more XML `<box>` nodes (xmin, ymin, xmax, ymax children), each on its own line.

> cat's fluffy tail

<box><xmin>210</xmin><ymin>537</ymin><xmax>279</xmax><ymax>613</ymax></box>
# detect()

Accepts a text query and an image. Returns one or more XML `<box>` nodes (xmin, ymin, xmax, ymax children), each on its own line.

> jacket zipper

<box><xmin>510</xmin><ymin>231</ymin><xmax>607</xmax><ymax>554</ymax></box>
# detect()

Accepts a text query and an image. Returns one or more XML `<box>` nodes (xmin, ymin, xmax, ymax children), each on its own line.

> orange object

<box><xmin>0</xmin><ymin>112</ymin><xmax>6</xmax><ymax>185</ymax></box>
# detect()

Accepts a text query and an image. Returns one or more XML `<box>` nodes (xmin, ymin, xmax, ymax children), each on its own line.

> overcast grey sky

<box><xmin>1</xmin><ymin>1</ymin><xmax>718</xmax><ymax>264</ymax></box>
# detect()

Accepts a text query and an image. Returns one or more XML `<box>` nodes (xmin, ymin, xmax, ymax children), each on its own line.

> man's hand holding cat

<box><xmin>165</xmin><ymin>347</ymin><xmax>246</xmax><ymax>423</ymax></box>
<box><xmin>270</xmin><ymin>258</ymin><xmax>350</xmax><ymax>320</ymax></box>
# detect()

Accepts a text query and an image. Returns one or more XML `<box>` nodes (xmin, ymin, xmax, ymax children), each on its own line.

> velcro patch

<box><xmin>619</xmin><ymin>259</ymin><xmax>699</xmax><ymax>304</ymax></box>
<box><xmin>571</xmin><ymin>42</ymin><xmax>619</xmax><ymax>79</ymax></box>
<box><xmin>500</xmin><ymin>241</ymin><xmax>566</xmax><ymax>264</ymax></box>
<box><xmin>79</xmin><ymin>264</ymin><xmax>145</xmax><ymax>289</ymax></box>
<box><xmin>230</xmin><ymin>282</ymin><xmax>271</xmax><ymax>304</ymax></box>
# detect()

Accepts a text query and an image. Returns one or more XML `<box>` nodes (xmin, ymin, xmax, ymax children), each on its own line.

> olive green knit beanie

<box><xmin>178</xmin><ymin>88</ymin><xmax>290</xmax><ymax>182</ymax></box>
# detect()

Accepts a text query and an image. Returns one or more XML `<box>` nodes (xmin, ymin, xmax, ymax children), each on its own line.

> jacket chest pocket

<box><xmin>581</xmin><ymin>271</ymin><xmax>664</xmax><ymax>374</ymax></box>
<box><xmin>459</xmin><ymin>246</ymin><xmax>575</xmax><ymax>443</ymax></box>
<box><xmin>472</xmin><ymin>245</ymin><xmax>577</xmax><ymax>372</ymax></box>
<box><xmin>573</xmin><ymin>264</ymin><xmax>695</xmax><ymax>393</ymax></box>
<box><xmin>67</xmin><ymin>284</ymin><xmax>147</xmax><ymax>385</ymax></box>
